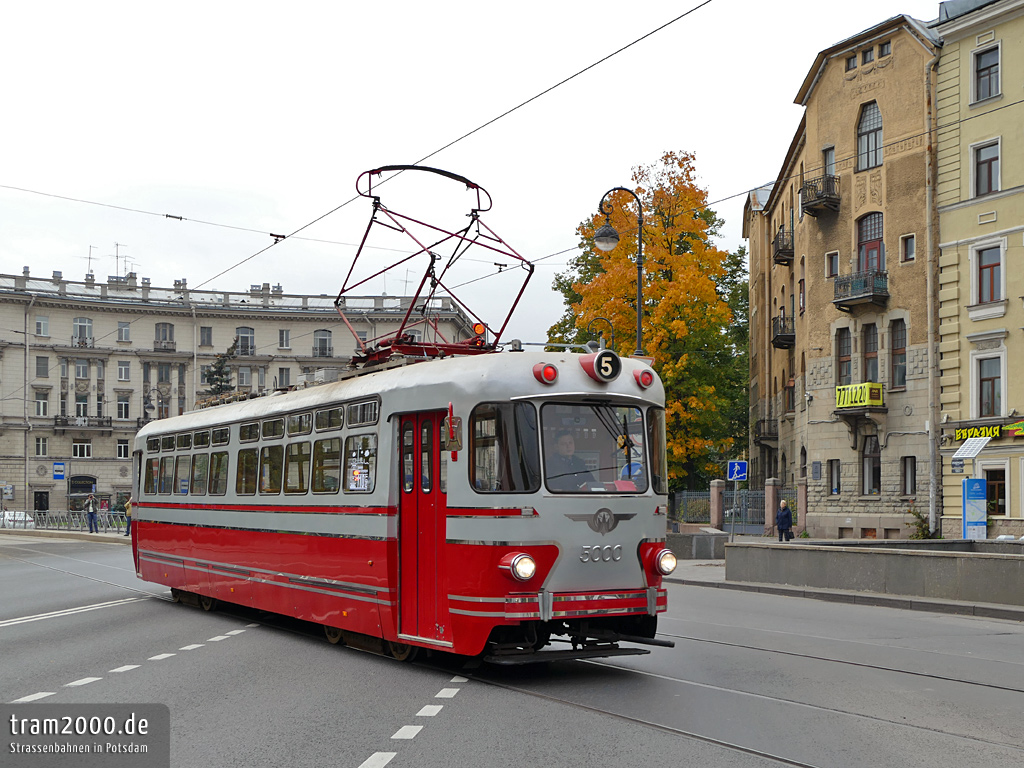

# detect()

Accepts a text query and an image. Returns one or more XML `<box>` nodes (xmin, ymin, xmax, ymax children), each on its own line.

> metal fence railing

<box><xmin>670</xmin><ymin>491</ymin><xmax>711</xmax><ymax>525</ymax></box>
<box><xmin>2</xmin><ymin>510</ymin><xmax>129</xmax><ymax>534</ymax></box>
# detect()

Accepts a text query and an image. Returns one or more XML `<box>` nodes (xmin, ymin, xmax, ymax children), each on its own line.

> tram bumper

<box><xmin>505</xmin><ymin>586</ymin><xmax>667</xmax><ymax>621</ymax></box>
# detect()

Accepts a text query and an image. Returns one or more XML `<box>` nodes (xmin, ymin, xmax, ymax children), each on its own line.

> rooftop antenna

<box><xmin>114</xmin><ymin>242</ymin><xmax>128</xmax><ymax>277</ymax></box>
<box><xmin>87</xmin><ymin>245</ymin><xmax>96</xmax><ymax>275</ymax></box>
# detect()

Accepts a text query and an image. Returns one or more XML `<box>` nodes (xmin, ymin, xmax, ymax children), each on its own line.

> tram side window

<box><xmin>161</xmin><ymin>436</ymin><xmax>175</xmax><ymax>452</ymax></box>
<box><xmin>193</xmin><ymin>431</ymin><xmax>211</xmax><ymax>449</ymax></box>
<box><xmin>315</xmin><ymin>407</ymin><xmax>342</xmax><ymax>431</ymax></box>
<box><xmin>209</xmin><ymin>452</ymin><xmax>230</xmax><ymax>495</ymax></box>
<box><xmin>159</xmin><ymin>457</ymin><xmax>175</xmax><ymax>494</ymax></box>
<box><xmin>285</xmin><ymin>442</ymin><xmax>311</xmax><ymax>494</ymax></box>
<box><xmin>146</xmin><ymin>437</ymin><xmax>160</xmax><ymax>453</ymax></box>
<box><xmin>191</xmin><ymin>454</ymin><xmax>209</xmax><ymax>496</ymax></box>
<box><xmin>174</xmin><ymin>456</ymin><xmax>191</xmax><ymax>494</ymax></box>
<box><xmin>211</xmin><ymin>428</ymin><xmax>230</xmax><ymax>446</ymax></box>
<box><xmin>259</xmin><ymin>445</ymin><xmax>284</xmax><ymax>494</ymax></box>
<box><xmin>647</xmin><ymin>407</ymin><xmax>669</xmax><ymax>495</ymax></box>
<box><xmin>144</xmin><ymin>458</ymin><xmax>159</xmax><ymax>494</ymax></box>
<box><xmin>240</xmin><ymin>423</ymin><xmax>260</xmax><ymax>442</ymax></box>
<box><xmin>469</xmin><ymin>403</ymin><xmax>541</xmax><ymax>493</ymax></box>
<box><xmin>176</xmin><ymin>433</ymin><xmax>192</xmax><ymax>450</ymax></box>
<box><xmin>313</xmin><ymin>438</ymin><xmax>342</xmax><ymax>493</ymax></box>
<box><xmin>402</xmin><ymin>425</ymin><xmax>414</xmax><ymax>493</ymax></box>
<box><xmin>345</xmin><ymin>434</ymin><xmax>376</xmax><ymax>493</ymax></box>
<box><xmin>236</xmin><ymin>449</ymin><xmax>259</xmax><ymax>495</ymax></box>
<box><xmin>262</xmin><ymin>419</ymin><xmax>284</xmax><ymax>439</ymax></box>
<box><xmin>288</xmin><ymin>412</ymin><xmax>313</xmax><ymax>436</ymax></box>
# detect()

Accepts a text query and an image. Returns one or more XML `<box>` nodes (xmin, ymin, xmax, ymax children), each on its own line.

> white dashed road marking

<box><xmin>179</xmin><ymin>644</ymin><xmax>205</xmax><ymax>650</ymax></box>
<box><xmin>357</xmin><ymin>753</ymin><xmax>396</xmax><ymax>768</ymax></box>
<box><xmin>416</xmin><ymin>705</ymin><xmax>443</xmax><ymax>716</ymax></box>
<box><xmin>435</xmin><ymin>688</ymin><xmax>459</xmax><ymax>698</ymax></box>
<box><xmin>391</xmin><ymin>725</ymin><xmax>423</xmax><ymax>739</ymax></box>
<box><xmin>148</xmin><ymin>653</ymin><xmax>176</xmax><ymax>661</ymax></box>
<box><xmin>11</xmin><ymin>692</ymin><xmax>55</xmax><ymax>703</ymax></box>
<box><xmin>450</xmin><ymin>676</ymin><xmax>468</xmax><ymax>682</ymax></box>
<box><xmin>109</xmin><ymin>665</ymin><xmax>140</xmax><ymax>673</ymax></box>
<box><xmin>207</xmin><ymin>635</ymin><xmax>230</xmax><ymax>642</ymax></box>
<box><xmin>226</xmin><ymin>629</ymin><xmax>246</xmax><ymax>635</ymax></box>
<box><xmin>65</xmin><ymin>677</ymin><xmax>102</xmax><ymax>687</ymax></box>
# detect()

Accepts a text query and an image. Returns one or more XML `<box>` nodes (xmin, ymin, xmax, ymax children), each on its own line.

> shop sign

<box><xmin>835</xmin><ymin>382</ymin><xmax>884</xmax><ymax>408</ymax></box>
<box><xmin>955</xmin><ymin>420</ymin><xmax>1024</xmax><ymax>442</ymax></box>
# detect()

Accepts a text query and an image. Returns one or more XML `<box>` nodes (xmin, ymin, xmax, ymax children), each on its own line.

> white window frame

<box><xmin>970</xmin><ymin>42</ymin><xmax>1001</xmax><ymax>105</ymax></box>
<box><xmin>117</xmin><ymin>394</ymin><xmax>130</xmax><ymax>420</ymax></box>
<box><xmin>117</xmin><ymin>321</ymin><xmax>131</xmax><ymax>342</ymax></box>
<box><xmin>975</xmin><ymin>457</ymin><xmax>1010</xmax><ymax>516</ymax></box>
<box><xmin>35</xmin><ymin>391</ymin><xmax>49</xmax><ymax>416</ymax></box>
<box><xmin>900</xmin><ymin>456</ymin><xmax>917</xmax><ymax>496</ymax></box>
<box><xmin>35</xmin><ymin>316</ymin><xmax>50</xmax><ymax>337</ymax></box>
<box><xmin>967</xmin><ymin>237</ymin><xmax>1007</xmax><ymax>320</ymax></box>
<box><xmin>75</xmin><ymin>359</ymin><xmax>89</xmax><ymax>379</ymax></box>
<box><xmin>279</xmin><ymin>329</ymin><xmax>291</xmax><ymax>349</ymax></box>
<box><xmin>968</xmin><ymin>341</ymin><xmax>1006</xmax><ymax>420</ymax></box>
<box><xmin>279</xmin><ymin>367</ymin><xmax>291</xmax><ymax>387</ymax></box>
<box><xmin>118</xmin><ymin>361</ymin><xmax>130</xmax><ymax>381</ymax></box>
<box><xmin>117</xmin><ymin>439</ymin><xmax>130</xmax><ymax>459</ymax></box>
<box><xmin>36</xmin><ymin>437</ymin><xmax>48</xmax><ymax>456</ymax></box>
<box><xmin>238</xmin><ymin>366</ymin><xmax>252</xmax><ymax>387</ymax></box>
<box><xmin>200</xmin><ymin>327</ymin><xmax>213</xmax><ymax>347</ymax></box>
<box><xmin>72</xmin><ymin>439</ymin><xmax>92</xmax><ymax>459</ymax></box>
<box><xmin>825</xmin><ymin>251</ymin><xmax>839</xmax><ymax>279</ymax></box>
<box><xmin>970</xmin><ymin>137</ymin><xmax>1001</xmax><ymax>198</ymax></box>
<box><xmin>899</xmin><ymin>233</ymin><xmax>915</xmax><ymax>263</ymax></box>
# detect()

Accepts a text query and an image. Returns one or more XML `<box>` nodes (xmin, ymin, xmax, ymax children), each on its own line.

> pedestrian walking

<box><xmin>776</xmin><ymin>498</ymin><xmax>793</xmax><ymax>542</ymax></box>
<box><xmin>85</xmin><ymin>493</ymin><xmax>99</xmax><ymax>533</ymax></box>
<box><xmin>124</xmin><ymin>495</ymin><xmax>132</xmax><ymax>537</ymax></box>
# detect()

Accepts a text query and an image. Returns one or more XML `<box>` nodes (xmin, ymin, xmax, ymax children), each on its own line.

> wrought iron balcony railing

<box><xmin>772</xmin><ymin>229</ymin><xmax>794</xmax><ymax>266</ymax></box>
<box><xmin>153</xmin><ymin>340</ymin><xmax>177</xmax><ymax>352</ymax></box>
<box><xmin>771</xmin><ymin>315</ymin><xmax>795</xmax><ymax>349</ymax></box>
<box><xmin>312</xmin><ymin>346</ymin><xmax>334</xmax><ymax>358</ymax></box>
<box><xmin>833</xmin><ymin>270</ymin><xmax>889</xmax><ymax>310</ymax></box>
<box><xmin>801</xmin><ymin>174</ymin><xmax>841</xmax><ymax>216</ymax></box>
<box><xmin>753</xmin><ymin>418</ymin><xmax>778</xmax><ymax>443</ymax></box>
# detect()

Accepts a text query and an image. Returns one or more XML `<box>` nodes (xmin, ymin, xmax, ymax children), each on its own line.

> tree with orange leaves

<box><xmin>549</xmin><ymin>151</ymin><xmax>748</xmax><ymax>487</ymax></box>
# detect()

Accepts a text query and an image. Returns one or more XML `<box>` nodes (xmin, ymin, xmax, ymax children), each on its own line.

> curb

<box><xmin>0</xmin><ymin>529</ymin><xmax>131</xmax><ymax>545</ymax></box>
<box><xmin>665</xmin><ymin>576</ymin><xmax>1024</xmax><ymax>623</ymax></box>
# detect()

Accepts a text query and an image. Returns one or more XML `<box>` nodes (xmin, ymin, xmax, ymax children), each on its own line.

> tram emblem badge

<box><xmin>566</xmin><ymin>508</ymin><xmax>636</xmax><ymax>535</ymax></box>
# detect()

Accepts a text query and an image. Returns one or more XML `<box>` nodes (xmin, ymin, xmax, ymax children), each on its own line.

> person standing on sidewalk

<box><xmin>776</xmin><ymin>498</ymin><xmax>793</xmax><ymax>542</ymax></box>
<box><xmin>84</xmin><ymin>493</ymin><xmax>99</xmax><ymax>533</ymax></box>
<box><xmin>124</xmin><ymin>495</ymin><xmax>132</xmax><ymax>536</ymax></box>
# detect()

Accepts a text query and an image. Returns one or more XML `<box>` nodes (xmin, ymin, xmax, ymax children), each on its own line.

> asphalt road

<box><xmin>3</xmin><ymin>534</ymin><xmax>1023</xmax><ymax>768</ymax></box>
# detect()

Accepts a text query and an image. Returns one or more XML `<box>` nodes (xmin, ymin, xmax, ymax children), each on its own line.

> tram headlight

<box><xmin>655</xmin><ymin>549</ymin><xmax>677</xmax><ymax>576</ymax></box>
<box><xmin>499</xmin><ymin>552</ymin><xmax>537</xmax><ymax>582</ymax></box>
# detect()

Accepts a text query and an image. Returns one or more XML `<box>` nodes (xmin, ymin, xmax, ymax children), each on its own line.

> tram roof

<box><xmin>137</xmin><ymin>350</ymin><xmax>664</xmax><ymax>438</ymax></box>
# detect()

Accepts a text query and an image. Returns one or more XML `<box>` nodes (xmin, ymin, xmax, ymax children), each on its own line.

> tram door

<box><xmin>398</xmin><ymin>411</ymin><xmax>451</xmax><ymax>644</ymax></box>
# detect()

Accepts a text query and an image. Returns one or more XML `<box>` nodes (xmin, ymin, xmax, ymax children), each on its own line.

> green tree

<box><xmin>204</xmin><ymin>338</ymin><xmax>237</xmax><ymax>396</ymax></box>
<box><xmin>549</xmin><ymin>151</ymin><xmax>748</xmax><ymax>488</ymax></box>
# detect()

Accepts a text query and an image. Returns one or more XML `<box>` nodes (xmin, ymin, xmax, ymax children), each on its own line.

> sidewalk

<box><xmin>0</xmin><ymin>528</ymin><xmax>131</xmax><ymax>545</ymax></box>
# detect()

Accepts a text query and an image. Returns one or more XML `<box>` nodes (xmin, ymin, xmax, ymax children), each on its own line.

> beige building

<box><xmin>0</xmin><ymin>268</ymin><xmax>472</xmax><ymax>513</ymax></box>
<box><xmin>745</xmin><ymin>15</ymin><xmax>942</xmax><ymax>538</ymax></box>
<box><xmin>935</xmin><ymin>0</ymin><xmax>1024</xmax><ymax>538</ymax></box>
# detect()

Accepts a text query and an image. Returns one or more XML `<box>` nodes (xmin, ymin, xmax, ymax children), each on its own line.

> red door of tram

<box><xmin>398</xmin><ymin>411</ymin><xmax>451</xmax><ymax>645</ymax></box>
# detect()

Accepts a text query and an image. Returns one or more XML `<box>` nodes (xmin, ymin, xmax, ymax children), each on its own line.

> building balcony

<box><xmin>153</xmin><ymin>340</ymin><xmax>177</xmax><ymax>352</ymax></box>
<box><xmin>312</xmin><ymin>346</ymin><xmax>334</xmax><ymax>358</ymax></box>
<box><xmin>71</xmin><ymin>336</ymin><xmax>95</xmax><ymax>349</ymax></box>
<box><xmin>833</xmin><ymin>270</ymin><xmax>889</xmax><ymax>311</ymax></box>
<box><xmin>236</xmin><ymin>344</ymin><xmax>256</xmax><ymax>356</ymax></box>
<box><xmin>753</xmin><ymin>419</ymin><xmax>778</xmax><ymax>444</ymax></box>
<box><xmin>800</xmin><ymin>174</ymin><xmax>840</xmax><ymax>216</ymax></box>
<box><xmin>772</xmin><ymin>229</ymin><xmax>794</xmax><ymax>266</ymax></box>
<box><xmin>771</xmin><ymin>315</ymin><xmax>795</xmax><ymax>349</ymax></box>
<box><xmin>54</xmin><ymin>416</ymin><xmax>113</xmax><ymax>434</ymax></box>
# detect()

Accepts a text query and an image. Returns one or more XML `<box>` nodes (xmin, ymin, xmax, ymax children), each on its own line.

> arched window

<box><xmin>313</xmin><ymin>329</ymin><xmax>332</xmax><ymax>357</ymax></box>
<box><xmin>857</xmin><ymin>102</ymin><xmax>883</xmax><ymax>171</ymax></box>
<box><xmin>800</xmin><ymin>446</ymin><xmax>807</xmax><ymax>478</ymax></box>
<box><xmin>236</xmin><ymin>327</ymin><xmax>255</xmax><ymax>355</ymax></box>
<box><xmin>862</xmin><ymin>436</ymin><xmax>881</xmax><ymax>495</ymax></box>
<box><xmin>858</xmin><ymin>213</ymin><xmax>884</xmax><ymax>272</ymax></box>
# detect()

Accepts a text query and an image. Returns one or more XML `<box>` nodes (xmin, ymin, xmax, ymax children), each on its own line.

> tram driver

<box><xmin>546</xmin><ymin>430</ymin><xmax>594</xmax><ymax>491</ymax></box>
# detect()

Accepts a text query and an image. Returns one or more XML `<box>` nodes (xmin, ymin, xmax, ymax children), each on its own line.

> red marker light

<box><xmin>533</xmin><ymin>363</ymin><xmax>558</xmax><ymax>384</ymax></box>
<box><xmin>634</xmin><ymin>368</ymin><xmax>655</xmax><ymax>389</ymax></box>
<box><xmin>472</xmin><ymin>322</ymin><xmax>487</xmax><ymax>335</ymax></box>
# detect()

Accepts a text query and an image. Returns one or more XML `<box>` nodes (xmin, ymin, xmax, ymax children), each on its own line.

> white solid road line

<box><xmin>0</xmin><ymin>597</ymin><xmax>145</xmax><ymax>628</ymax></box>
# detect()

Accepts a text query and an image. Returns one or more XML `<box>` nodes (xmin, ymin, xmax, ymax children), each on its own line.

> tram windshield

<box><xmin>541</xmin><ymin>403</ymin><xmax>650</xmax><ymax>494</ymax></box>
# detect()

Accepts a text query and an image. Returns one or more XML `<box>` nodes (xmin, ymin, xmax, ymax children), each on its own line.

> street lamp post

<box><xmin>594</xmin><ymin>187</ymin><xmax>644</xmax><ymax>356</ymax></box>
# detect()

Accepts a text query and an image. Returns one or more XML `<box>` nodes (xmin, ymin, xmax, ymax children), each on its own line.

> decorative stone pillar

<box><xmin>797</xmin><ymin>477</ymin><xmax>808</xmax><ymax>533</ymax></box>
<box><xmin>765</xmin><ymin>477</ymin><xmax>781</xmax><ymax>535</ymax></box>
<box><xmin>710</xmin><ymin>479</ymin><xmax>725</xmax><ymax>530</ymax></box>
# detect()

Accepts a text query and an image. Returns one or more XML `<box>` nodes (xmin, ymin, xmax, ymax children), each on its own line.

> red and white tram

<box><xmin>132</xmin><ymin>348</ymin><xmax>677</xmax><ymax>663</ymax></box>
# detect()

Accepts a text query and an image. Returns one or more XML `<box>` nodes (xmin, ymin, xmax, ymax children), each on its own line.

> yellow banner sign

<box><xmin>955</xmin><ymin>425</ymin><xmax>1003</xmax><ymax>441</ymax></box>
<box><xmin>835</xmin><ymin>383</ymin><xmax>884</xmax><ymax>409</ymax></box>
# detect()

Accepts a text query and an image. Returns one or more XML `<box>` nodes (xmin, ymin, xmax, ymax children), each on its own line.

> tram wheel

<box><xmin>387</xmin><ymin>641</ymin><xmax>419</xmax><ymax>662</ymax></box>
<box><xmin>324</xmin><ymin>626</ymin><xmax>345</xmax><ymax>645</ymax></box>
<box><xmin>169</xmin><ymin>588</ymin><xmax>182</xmax><ymax>603</ymax></box>
<box><xmin>198</xmin><ymin>594</ymin><xmax>217</xmax><ymax>612</ymax></box>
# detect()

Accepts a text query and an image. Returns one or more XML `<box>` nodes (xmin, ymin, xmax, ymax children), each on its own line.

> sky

<box><xmin>1</xmin><ymin>0</ymin><xmax>943</xmax><ymax>344</ymax></box>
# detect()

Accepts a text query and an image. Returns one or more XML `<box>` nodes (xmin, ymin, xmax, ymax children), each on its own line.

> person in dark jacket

<box><xmin>84</xmin><ymin>493</ymin><xmax>99</xmax><ymax>533</ymax></box>
<box><xmin>776</xmin><ymin>499</ymin><xmax>793</xmax><ymax>542</ymax></box>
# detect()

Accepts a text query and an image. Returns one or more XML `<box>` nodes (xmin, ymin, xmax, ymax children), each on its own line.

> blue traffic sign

<box><xmin>727</xmin><ymin>460</ymin><xmax>748</xmax><ymax>482</ymax></box>
<box><xmin>53</xmin><ymin>462</ymin><xmax>66</xmax><ymax>480</ymax></box>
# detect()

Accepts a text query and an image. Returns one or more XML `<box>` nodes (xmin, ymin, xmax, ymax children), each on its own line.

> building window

<box><xmin>891</xmin><ymin>319</ymin><xmax>907</xmax><ymax>389</ymax></box>
<box><xmin>96</xmin><ymin>360</ymin><xmax>104</xmax><ymax>380</ymax></box>
<box><xmin>96</xmin><ymin>393</ymin><xmax>104</xmax><ymax>418</ymax></box>
<box><xmin>901</xmin><ymin>234</ymin><xmax>915</xmax><ymax>262</ymax></box>
<box><xmin>155</xmin><ymin>322</ymin><xmax>175</xmax><ymax>342</ymax></box>
<box><xmin>856</xmin><ymin>102</ymin><xmax>883</xmax><ymax>171</ymax></box>
<box><xmin>60</xmin><ymin>395</ymin><xmax>67</xmax><ymax>417</ymax></box>
<box><xmin>858</xmin><ymin>213</ymin><xmax>884</xmax><ymax>272</ymax></box>
<box><xmin>846</xmin><ymin>55</ymin><xmax>857</xmax><ymax>71</ymax></box>
<box><xmin>313</xmin><ymin>330</ymin><xmax>332</xmax><ymax>357</ymax></box>
<box><xmin>118</xmin><ymin>361</ymin><xmax>130</xmax><ymax>381</ymax></box>
<box><xmin>117</xmin><ymin>439</ymin><xmax>130</xmax><ymax>459</ymax></box>
<box><xmin>118</xmin><ymin>321</ymin><xmax>131</xmax><ymax>342</ymax></box>
<box><xmin>200</xmin><ymin>326</ymin><xmax>213</xmax><ymax>347</ymax></box>
<box><xmin>836</xmin><ymin>328</ymin><xmax>852</xmax><ymax>386</ymax></box>
<box><xmin>828</xmin><ymin>459</ymin><xmax>841</xmax><ymax>495</ymax></box>
<box><xmin>798</xmin><ymin>279</ymin><xmax>805</xmax><ymax>313</ymax></box>
<box><xmin>979</xmin><ymin>357</ymin><xmax>1001</xmax><ymax>417</ymax></box>
<box><xmin>117</xmin><ymin>394</ymin><xmax>130</xmax><ymax>419</ymax></box>
<box><xmin>238</xmin><ymin>366</ymin><xmax>252</xmax><ymax>387</ymax></box>
<box><xmin>35</xmin><ymin>437</ymin><xmax>48</xmax><ymax>457</ymax></box>
<box><xmin>76</xmin><ymin>394</ymin><xmax>89</xmax><ymax>417</ymax></box>
<box><xmin>157</xmin><ymin>398</ymin><xmax>169</xmax><ymax>420</ymax></box>
<box><xmin>862</xmin><ymin>435</ymin><xmax>881</xmax><ymax>495</ymax></box>
<box><xmin>879</xmin><ymin>41</ymin><xmax>891</xmax><ymax>57</ymax></box>
<box><xmin>72</xmin><ymin>439</ymin><xmax>92</xmax><ymax>459</ymax></box>
<box><xmin>35</xmin><ymin>392</ymin><xmax>48</xmax><ymax>417</ymax></box>
<box><xmin>279</xmin><ymin>329</ymin><xmax>291</xmax><ymax>349</ymax></box>
<box><xmin>863</xmin><ymin>324</ymin><xmax>878</xmax><ymax>382</ymax></box>
<box><xmin>974</xmin><ymin>141</ymin><xmax>999</xmax><ymax>197</ymax></box>
<box><xmin>72</xmin><ymin>317</ymin><xmax>93</xmax><ymax>345</ymax></box>
<box><xmin>236</xmin><ymin>327</ymin><xmax>255</xmax><ymax>355</ymax></box>
<box><xmin>862</xmin><ymin>47</ymin><xmax>874</xmax><ymax>65</ymax></box>
<box><xmin>974</xmin><ymin>46</ymin><xmax>1000</xmax><ymax>102</ymax></box>
<box><xmin>35</xmin><ymin>316</ymin><xmax>49</xmax><ymax>337</ymax></box>
<box><xmin>985</xmin><ymin>467</ymin><xmax>1006</xmax><ymax>516</ymax></box>
<box><xmin>825</xmin><ymin>251</ymin><xmax>839</xmax><ymax>278</ymax></box>
<box><xmin>978</xmin><ymin>245</ymin><xmax>1001</xmax><ymax>303</ymax></box>
<box><xmin>901</xmin><ymin>456</ymin><xmax>917</xmax><ymax>495</ymax></box>
<box><xmin>36</xmin><ymin>356</ymin><xmax>49</xmax><ymax>378</ymax></box>
<box><xmin>279</xmin><ymin>367</ymin><xmax>291</xmax><ymax>387</ymax></box>
<box><xmin>75</xmin><ymin>359</ymin><xmax>89</xmax><ymax>379</ymax></box>
<box><xmin>200</xmin><ymin>365</ymin><xmax>211</xmax><ymax>385</ymax></box>
<box><xmin>157</xmin><ymin>363</ymin><xmax>171</xmax><ymax>384</ymax></box>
